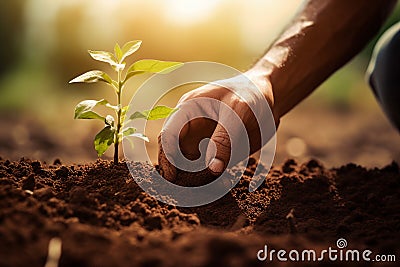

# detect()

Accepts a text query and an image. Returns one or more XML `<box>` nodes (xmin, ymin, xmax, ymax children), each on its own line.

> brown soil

<box><xmin>0</xmin><ymin>157</ymin><xmax>399</xmax><ymax>266</ymax></box>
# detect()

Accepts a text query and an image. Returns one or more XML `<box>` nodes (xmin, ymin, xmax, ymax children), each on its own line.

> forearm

<box><xmin>253</xmin><ymin>0</ymin><xmax>396</xmax><ymax>118</ymax></box>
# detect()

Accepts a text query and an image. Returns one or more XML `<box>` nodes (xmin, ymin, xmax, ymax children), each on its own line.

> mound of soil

<box><xmin>0</xmin><ymin>157</ymin><xmax>399</xmax><ymax>266</ymax></box>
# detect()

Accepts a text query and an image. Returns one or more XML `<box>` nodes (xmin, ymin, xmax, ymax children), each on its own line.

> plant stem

<box><xmin>114</xmin><ymin>70</ymin><xmax>123</xmax><ymax>164</ymax></box>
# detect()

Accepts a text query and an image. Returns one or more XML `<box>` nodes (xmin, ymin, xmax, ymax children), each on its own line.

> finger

<box><xmin>206</xmin><ymin>123</ymin><xmax>231</xmax><ymax>175</ymax></box>
<box><xmin>179</xmin><ymin>118</ymin><xmax>216</xmax><ymax>160</ymax></box>
<box><xmin>158</xmin><ymin>133</ymin><xmax>177</xmax><ymax>182</ymax></box>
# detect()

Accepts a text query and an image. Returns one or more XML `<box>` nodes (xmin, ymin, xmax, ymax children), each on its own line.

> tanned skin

<box><xmin>158</xmin><ymin>0</ymin><xmax>397</xmax><ymax>182</ymax></box>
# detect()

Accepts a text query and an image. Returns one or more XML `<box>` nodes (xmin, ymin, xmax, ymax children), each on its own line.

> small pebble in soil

<box><xmin>145</xmin><ymin>214</ymin><xmax>164</xmax><ymax>230</ymax></box>
<box><xmin>282</xmin><ymin>159</ymin><xmax>297</xmax><ymax>173</ymax></box>
<box><xmin>55</xmin><ymin>166</ymin><xmax>69</xmax><ymax>179</ymax></box>
<box><xmin>31</xmin><ymin>161</ymin><xmax>42</xmax><ymax>174</ymax></box>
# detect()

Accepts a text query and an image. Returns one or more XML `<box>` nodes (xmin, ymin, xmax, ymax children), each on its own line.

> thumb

<box><xmin>207</xmin><ymin>123</ymin><xmax>231</xmax><ymax>175</ymax></box>
<box><xmin>158</xmin><ymin>133</ymin><xmax>177</xmax><ymax>182</ymax></box>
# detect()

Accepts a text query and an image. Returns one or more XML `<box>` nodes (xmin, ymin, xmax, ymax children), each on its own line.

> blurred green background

<box><xmin>0</xmin><ymin>0</ymin><xmax>399</xmax><ymax>166</ymax></box>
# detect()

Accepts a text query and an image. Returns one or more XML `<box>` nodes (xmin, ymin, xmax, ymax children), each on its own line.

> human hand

<box><xmin>158</xmin><ymin>71</ymin><xmax>279</xmax><ymax>182</ymax></box>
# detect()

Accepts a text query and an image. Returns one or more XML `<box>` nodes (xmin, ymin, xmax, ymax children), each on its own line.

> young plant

<box><xmin>70</xmin><ymin>40</ymin><xmax>182</xmax><ymax>164</ymax></box>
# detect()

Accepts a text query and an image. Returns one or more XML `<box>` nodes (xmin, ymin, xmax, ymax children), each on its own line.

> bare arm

<box><xmin>158</xmin><ymin>0</ymin><xmax>397</xmax><ymax>180</ymax></box>
<box><xmin>252</xmin><ymin>0</ymin><xmax>397</xmax><ymax>118</ymax></box>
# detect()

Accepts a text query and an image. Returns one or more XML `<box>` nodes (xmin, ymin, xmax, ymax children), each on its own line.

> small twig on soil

<box><xmin>44</xmin><ymin>237</ymin><xmax>62</xmax><ymax>267</ymax></box>
<box><xmin>286</xmin><ymin>208</ymin><xmax>297</xmax><ymax>234</ymax></box>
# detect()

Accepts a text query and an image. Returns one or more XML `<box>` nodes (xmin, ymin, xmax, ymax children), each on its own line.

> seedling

<box><xmin>70</xmin><ymin>40</ymin><xmax>182</xmax><ymax>164</ymax></box>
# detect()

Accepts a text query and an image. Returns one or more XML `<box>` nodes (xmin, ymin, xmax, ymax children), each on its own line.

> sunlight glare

<box><xmin>163</xmin><ymin>0</ymin><xmax>222</xmax><ymax>25</ymax></box>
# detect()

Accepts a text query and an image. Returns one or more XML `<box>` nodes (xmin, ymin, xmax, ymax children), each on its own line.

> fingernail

<box><xmin>209</xmin><ymin>158</ymin><xmax>224</xmax><ymax>174</ymax></box>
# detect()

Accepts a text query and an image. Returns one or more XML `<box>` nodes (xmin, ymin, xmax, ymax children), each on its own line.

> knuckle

<box><xmin>213</xmin><ymin>131</ymin><xmax>231</xmax><ymax>150</ymax></box>
<box><xmin>232</xmin><ymin>95</ymin><xmax>250</xmax><ymax>111</ymax></box>
<box><xmin>178</xmin><ymin>88</ymin><xmax>202</xmax><ymax>103</ymax></box>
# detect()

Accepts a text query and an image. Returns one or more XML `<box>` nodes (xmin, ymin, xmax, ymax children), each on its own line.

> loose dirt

<box><xmin>0</xmin><ymin>157</ymin><xmax>399</xmax><ymax>266</ymax></box>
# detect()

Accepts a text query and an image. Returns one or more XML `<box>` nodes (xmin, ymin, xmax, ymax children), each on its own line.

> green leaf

<box><xmin>121</xmin><ymin>106</ymin><xmax>130</xmax><ymax>116</ymax></box>
<box><xmin>122</xmin><ymin>127</ymin><xmax>149</xmax><ymax>143</ymax></box>
<box><xmin>129</xmin><ymin>133</ymin><xmax>150</xmax><ymax>142</ymax></box>
<box><xmin>124</xmin><ymin>60</ymin><xmax>183</xmax><ymax>82</ymax></box>
<box><xmin>94</xmin><ymin>126</ymin><xmax>115</xmax><ymax>156</ymax></box>
<box><xmin>121</xmin><ymin>40</ymin><xmax>142</xmax><ymax>62</ymax></box>
<box><xmin>122</xmin><ymin>127</ymin><xmax>137</xmax><ymax>136</ymax></box>
<box><xmin>74</xmin><ymin>99</ymin><xmax>109</xmax><ymax>120</ymax></box>
<box><xmin>129</xmin><ymin>105</ymin><xmax>177</xmax><ymax>121</ymax></box>
<box><xmin>88</xmin><ymin>50</ymin><xmax>118</xmax><ymax>66</ymax></box>
<box><xmin>114</xmin><ymin>43</ymin><xmax>123</xmax><ymax>62</ymax></box>
<box><xmin>105</xmin><ymin>115</ymin><xmax>115</xmax><ymax>126</ymax></box>
<box><xmin>128</xmin><ymin>59</ymin><xmax>183</xmax><ymax>73</ymax></box>
<box><xmin>129</xmin><ymin>111</ymin><xmax>147</xmax><ymax>120</ymax></box>
<box><xmin>115</xmin><ymin>63</ymin><xmax>126</xmax><ymax>72</ymax></box>
<box><xmin>111</xmin><ymin>80</ymin><xmax>119</xmax><ymax>91</ymax></box>
<box><xmin>69</xmin><ymin>70</ymin><xmax>113</xmax><ymax>84</ymax></box>
<box><xmin>75</xmin><ymin>111</ymin><xmax>104</xmax><ymax>120</ymax></box>
<box><xmin>106</xmin><ymin>104</ymin><xmax>118</xmax><ymax>111</ymax></box>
